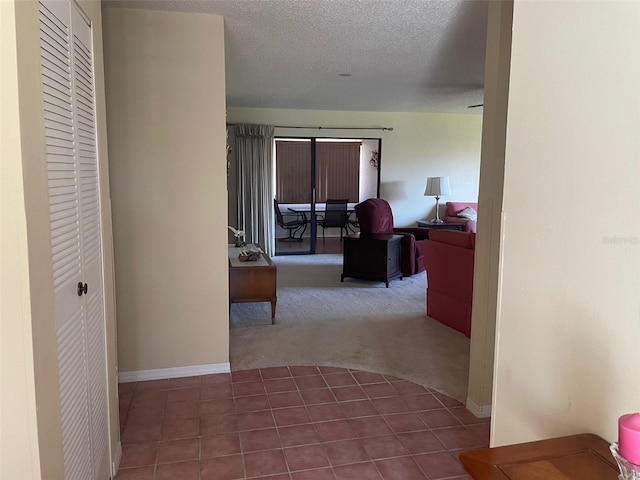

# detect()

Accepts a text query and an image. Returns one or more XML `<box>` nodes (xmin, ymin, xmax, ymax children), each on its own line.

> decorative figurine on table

<box><xmin>228</xmin><ymin>226</ymin><xmax>246</xmax><ymax>247</ymax></box>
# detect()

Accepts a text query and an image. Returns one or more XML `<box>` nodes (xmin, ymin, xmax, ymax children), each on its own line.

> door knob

<box><xmin>77</xmin><ymin>282</ymin><xmax>88</xmax><ymax>296</ymax></box>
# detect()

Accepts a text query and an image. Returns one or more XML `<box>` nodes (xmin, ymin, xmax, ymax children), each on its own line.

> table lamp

<box><xmin>424</xmin><ymin>176</ymin><xmax>451</xmax><ymax>223</ymax></box>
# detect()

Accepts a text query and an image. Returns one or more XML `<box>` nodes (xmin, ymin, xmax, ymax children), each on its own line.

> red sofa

<box><xmin>423</xmin><ymin>229</ymin><xmax>475</xmax><ymax>337</ymax></box>
<box><xmin>355</xmin><ymin>198</ymin><xmax>430</xmax><ymax>276</ymax></box>
<box><xmin>445</xmin><ymin>201</ymin><xmax>478</xmax><ymax>233</ymax></box>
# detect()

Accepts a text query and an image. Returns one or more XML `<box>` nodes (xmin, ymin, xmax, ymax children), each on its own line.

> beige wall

<box><xmin>102</xmin><ymin>8</ymin><xmax>229</xmax><ymax>373</ymax></box>
<box><xmin>1</xmin><ymin>0</ymin><xmax>119</xmax><ymax>477</ymax></box>
<box><xmin>227</xmin><ymin>107</ymin><xmax>482</xmax><ymax>229</ymax></box>
<box><xmin>466</xmin><ymin>0</ymin><xmax>512</xmax><ymax>418</ymax></box>
<box><xmin>492</xmin><ymin>0</ymin><xmax>640</xmax><ymax>446</ymax></box>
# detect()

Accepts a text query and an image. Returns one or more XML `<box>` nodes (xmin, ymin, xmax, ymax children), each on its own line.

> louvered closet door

<box><xmin>39</xmin><ymin>1</ymin><xmax>110</xmax><ymax>479</ymax></box>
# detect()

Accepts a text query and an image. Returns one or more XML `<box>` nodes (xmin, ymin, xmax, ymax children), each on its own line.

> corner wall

<box><xmin>102</xmin><ymin>8</ymin><xmax>229</xmax><ymax>375</ymax></box>
<box><xmin>492</xmin><ymin>0</ymin><xmax>640</xmax><ymax>445</ymax></box>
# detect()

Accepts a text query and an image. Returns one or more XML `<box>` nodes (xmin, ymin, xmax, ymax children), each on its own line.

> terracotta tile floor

<box><xmin>116</xmin><ymin>366</ymin><xmax>489</xmax><ymax>480</ymax></box>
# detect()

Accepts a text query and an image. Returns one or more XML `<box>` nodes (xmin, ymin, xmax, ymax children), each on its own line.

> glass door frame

<box><xmin>274</xmin><ymin>136</ymin><xmax>382</xmax><ymax>255</ymax></box>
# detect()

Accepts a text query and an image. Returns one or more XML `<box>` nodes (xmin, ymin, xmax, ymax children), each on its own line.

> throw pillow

<box><xmin>457</xmin><ymin>207</ymin><xmax>477</xmax><ymax>221</ymax></box>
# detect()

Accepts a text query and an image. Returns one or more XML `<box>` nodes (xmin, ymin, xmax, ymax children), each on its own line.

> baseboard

<box><xmin>466</xmin><ymin>396</ymin><xmax>492</xmax><ymax>418</ymax></box>
<box><xmin>111</xmin><ymin>440</ymin><xmax>122</xmax><ymax>479</ymax></box>
<box><xmin>118</xmin><ymin>362</ymin><xmax>231</xmax><ymax>383</ymax></box>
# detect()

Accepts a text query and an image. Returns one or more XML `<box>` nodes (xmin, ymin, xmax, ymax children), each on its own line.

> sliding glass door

<box><xmin>274</xmin><ymin>139</ymin><xmax>315</xmax><ymax>254</ymax></box>
<box><xmin>274</xmin><ymin>137</ymin><xmax>381</xmax><ymax>255</ymax></box>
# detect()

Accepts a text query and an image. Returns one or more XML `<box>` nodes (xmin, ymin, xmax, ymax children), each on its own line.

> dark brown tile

<box><xmin>391</xmin><ymin>380</ymin><xmax>428</xmax><ymax>396</ymax></box>
<box><xmin>121</xmin><ymin>423</ymin><xmax>162</xmax><ymax>445</ymax></box>
<box><xmin>339</xmin><ymin>400</ymin><xmax>378</xmax><ymax>418</ymax></box>
<box><xmin>397</xmin><ymin>430</ymin><xmax>446</xmax><ymax>455</ymax></box>
<box><xmin>269</xmin><ymin>391</ymin><xmax>304</xmax><ymax>409</ymax></box>
<box><xmin>301</xmin><ymin>388</ymin><xmax>336</xmax><ymax>405</ymax></box>
<box><xmin>371</xmin><ymin>397</ymin><xmax>410</xmax><ymax>415</ymax></box>
<box><xmin>119</xmin><ymin>443</ymin><xmax>158</xmax><ymax>468</ymax></box>
<box><xmin>361</xmin><ymin>383</ymin><xmax>396</xmax><ymax>399</ymax></box>
<box><xmin>244</xmin><ymin>449</ymin><xmax>288</xmax><ymax>477</ymax></box>
<box><xmin>200</xmin><ymin>455</ymin><xmax>244</xmax><ymax>480</ymax></box>
<box><xmin>155</xmin><ymin>460</ymin><xmax>199</xmax><ymax>480</ymax></box>
<box><xmin>278</xmin><ymin>423</ymin><xmax>320</xmax><ymax>447</ymax></box>
<box><xmin>314</xmin><ymin>419</ymin><xmax>358</xmax><ymax>442</ymax></box>
<box><xmin>168</xmin><ymin>376</ymin><xmax>201</xmax><ymax>389</ymax></box>
<box><xmin>200</xmin><ymin>399</ymin><xmax>235</xmax><ymax>416</ymax></box>
<box><xmin>134</xmin><ymin>379</ymin><xmax>168</xmax><ymax>392</ymax></box>
<box><xmin>448</xmin><ymin>406</ymin><xmax>491</xmax><ymax>425</ymax></box>
<box><xmin>318</xmin><ymin>366</ymin><xmax>344</xmax><ymax>374</ymax></box>
<box><xmin>119</xmin><ymin>382</ymin><xmax>137</xmax><ymax>395</ymax></box>
<box><xmin>157</xmin><ymin>438</ymin><xmax>199</xmax><ymax>464</ymax></box>
<box><xmin>361</xmin><ymin>435</ymin><xmax>408</xmax><ymax>460</ymax></box>
<box><xmin>401</xmin><ymin>393</ymin><xmax>442</xmax><ymax>411</ymax></box>
<box><xmin>333</xmin><ymin>462</ymin><xmax>381</xmax><ymax>480</ymax></box>
<box><xmin>233</xmin><ymin>381</ymin><xmax>266</xmax><ymax>397</ymax></box>
<box><xmin>295</xmin><ymin>375</ymin><xmax>328</xmax><ymax>390</ymax></box>
<box><xmin>202</xmin><ymin>383</ymin><xmax>233</xmax><ymax>400</ymax></box>
<box><xmin>383</xmin><ymin>413</ymin><xmax>427</xmax><ymax>433</ymax></box>
<box><xmin>234</xmin><ymin>394</ymin><xmax>271</xmax><ymax>413</ymax></box>
<box><xmin>200</xmin><ymin>414</ymin><xmax>238</xmax><ymax>435</ymax></box>
<box><xmin>323</xmin><ymin>373</ymin><xmax>356</xmax><ymax>387</ymax></box>
<box><xmin>331</xmin><ymin>386</ymin><xmax>367</xmax><ymax>402</ymax></box>
<box><xmin>307</xmin><ymin>403</ymin><xmax>346</xmax><ymax>422</ymax></box>
<box><xmin>351</xmin><ymin>372</ymin><xmax>386</xmax><ymax>385</ymax></box>
<box><xmin>125</xmin><ymin>405</ymin><xmax>164</xmax><ymax>425</ymax></box>
<box><xmin>292</xmin><ymin>468</ymin><xmax>336</xmax><ymax>479</ymax></box>
<box><xmin>432</xmin><ymin>426</ymin><xmax>485</xmax><ymax>450</ymax></box>
<box><xmin>164</xmin><ymin>401</ymin><xmax>199</xmax><ymax>421</ymax></box>
<box><xmin>432</xmin><ymin>391</ymin><xmax>463</xmax><ymax>408</ymax></box>
<box><xmin>273</xmin><ymin>406</ymin><xmax>311</xmax><ymax>427</ymax></box>
<box><xmin>201</xmin><ymin>433</ymin><xmax>241</xmax><ymax>458</ymax></box>
<box><xmin>413</xmin><ymin>451</ymin><xmax>467</xmax><ymax>479</ymax></box>
<box><xmin>238</xmin><ymin>410</ymin><xmax>276</xmax><ymax>431</ymax></box>
<box><xmin>284</xmin><ymin>444</ymin><xmax>330</xmax><ymax>471</ymax></box>
<box><xmin>324</xmin><ymin>439</ymin><xmax>369</xmax><ymax>466</ymax></box>
<box><xmin>418</xmin><ymin>409</ymin><xmax>462</xmax><ymax>429</ymax></box>
<box><xmin>375</xmin><ymin>457</ymin><xmax>425</xmax><ymax>479</ymax></box>
<box><xmin>231</xmin><ymin>369</ymin><xmax>262</xmax><ymax>383</ymax></box>
<box><xmin>160</xmin><ymin>418</ymin><xmax>199</xmax><ymax>440</ymax></box>
<box><xmin>260</xmin><ymin>366</ymin><xmax>292</xmax><ymax>379</ymax></box>
<box><xmin>349</xmin><ymin>416</ymin><xmax>392</xmax><ymax>438</ymax></box>
<box><xmin>114</xmin><ymin>466</ymin><xmax>154</xmax><ymax>480</ymax></box>
<box><xmin>130</xmin><ymin>390</ymin><xmax>168</xmax><ymax>409</ymax></box>
<box><xmin>290</xmin><ymin>366</ymin><xmax>321</xmax><ymax>377</ymax></box>
<box><xmin>200</xmin><ymin>372</ymin><xmax>232</xmax><ymax>385</ymax></box>
<box><xmin>264</xmin><ymin>378</ymin><xmax>297</xmax><ymax>393</ymax></box>
<box><xmin>240</xmin><ymin>427</ymin><xmax>281</xmax><ymax>452</ymax></box>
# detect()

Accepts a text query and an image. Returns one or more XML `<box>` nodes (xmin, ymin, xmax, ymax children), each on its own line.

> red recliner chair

<box><xmin>354</xmin><ymin>198</ymin><xmax>429</xmax><ymax>276</ymax></box>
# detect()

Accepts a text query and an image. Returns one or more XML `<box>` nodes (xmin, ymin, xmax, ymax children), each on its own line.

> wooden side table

<box><xmin>459</xmin><ymin>433</ymin><xmax>619</xmax><ymax>479</ymax></box>
<box><xmin>228</xmin><ymin>245</ymin><xmax>277</xmax><ymax>322</ymax></box>
<box><xmin>341</xmin><ymin>233</ymin><xmax>402</xmax><ymax>287</ymax></box>
<box><xmin>416</xmin><ymin>220</ymin><xmax>466</xmax><ymax>231</ymax></box>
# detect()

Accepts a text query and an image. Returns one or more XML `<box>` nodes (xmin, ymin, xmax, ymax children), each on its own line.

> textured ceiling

<box><xmin>104</xmin><ymin>0</ymin><xmax>488</xmax><ymax>114</ymax></box>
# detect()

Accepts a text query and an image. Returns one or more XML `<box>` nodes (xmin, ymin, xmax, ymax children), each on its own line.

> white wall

<box><xmin>492</xmin><ymin>0</ymin><xmax>640</xmax><ymax>446</ymax></box>
<box><xmin>102</xmin><ymin>8</ymin><xmax>229</xmax><ymax>374</ymax></box>
<box><xmin>227</xmin><ymin>107</ymin><xmax>482</xmax><ymax>228</ymax></box>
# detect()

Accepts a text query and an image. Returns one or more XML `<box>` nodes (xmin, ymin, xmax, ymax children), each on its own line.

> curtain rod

<box><xmin>227</xmin><ymin>123</ymin><xmax>393</xmax><ymax>131</ymax></box>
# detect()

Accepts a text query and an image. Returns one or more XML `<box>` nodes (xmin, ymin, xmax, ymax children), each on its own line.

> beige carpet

<box><xmin>229</xmin><ymin>254</ymin><xmax>470</xmax><ymax>402</ymax></box>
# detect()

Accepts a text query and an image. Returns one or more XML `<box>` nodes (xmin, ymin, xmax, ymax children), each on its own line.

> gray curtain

<box><xmin>234</xmin><ymin>124</ymin><xmax>275</xmax><ymax>256</ymax></box>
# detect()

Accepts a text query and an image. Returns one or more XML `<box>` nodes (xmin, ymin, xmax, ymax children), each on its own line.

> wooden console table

<box><xmin>459</xmin><ymin>433</ymin><xmax>619</xmax><ymax>479</ymax></box>
<box><xmin>228</xmin><ymin>245</ymin><xmax>277</xmax><ymax>322</ymax></box>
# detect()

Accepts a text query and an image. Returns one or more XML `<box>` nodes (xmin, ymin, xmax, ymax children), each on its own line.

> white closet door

<box><xmin>40</xmin><ymin>1</ymin><xmax>109</xmax><ymax>478</ymax></box>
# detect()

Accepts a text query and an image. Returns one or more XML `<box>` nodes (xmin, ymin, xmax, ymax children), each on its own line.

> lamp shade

<box><xmin>424</xmin><ymin>176</ymin><xmax>451</xmax><ymax>197</ymax></box>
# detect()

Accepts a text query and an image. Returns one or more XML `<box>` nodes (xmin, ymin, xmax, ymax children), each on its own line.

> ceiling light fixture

<box><xmin>338</xmin><ymin>73</ymin><xmax>352</xmax><ymax>77</ymax></box>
